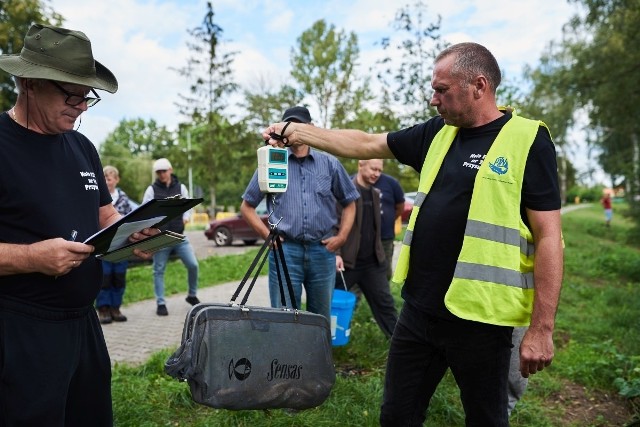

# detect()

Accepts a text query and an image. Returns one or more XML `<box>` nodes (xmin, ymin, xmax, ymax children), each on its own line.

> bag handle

<box><xmin>272</xmin><ymin>235</ymin><xmax>297</xmax><ymax>308</ymax></box>
<box><xmin>231</xmin><ymin>228</ymin><xmax>298</xmax><ymax>310</ymax></box>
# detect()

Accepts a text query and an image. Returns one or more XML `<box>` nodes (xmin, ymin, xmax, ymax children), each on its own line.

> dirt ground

<box><xmin>552</xmin><ymin>380</ymin><xmax>637</xmax><ymax>426</ymax></box>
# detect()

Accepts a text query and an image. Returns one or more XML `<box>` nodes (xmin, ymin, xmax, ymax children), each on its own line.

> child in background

<box><xmin>96</xmin><ymin>166</ymin><xmax>134</xmax><ymax>324</ymax></box>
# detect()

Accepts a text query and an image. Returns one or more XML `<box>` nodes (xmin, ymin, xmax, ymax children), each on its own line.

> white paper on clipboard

<box><xmin>106</xmin><ymin>216</ymin><xmax>166</xmax><ymax>251</ymax></box>
<box><xmin>82</xmin><ymin>216</ymin><xmax>166</xmax><ymax>252</ymax></box>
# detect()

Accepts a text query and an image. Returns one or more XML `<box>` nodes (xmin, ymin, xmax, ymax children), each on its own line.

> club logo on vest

<box><xmin>228</xmin><ymin>358</ymin><xmax>252</xmax><ymax>381</ymax></box>
<box><xmin>489</xmin><ymin>157</ymin><xmax>509</xmax><ymax>175</ymax></box>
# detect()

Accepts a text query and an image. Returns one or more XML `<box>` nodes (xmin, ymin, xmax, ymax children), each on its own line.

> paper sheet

<box><xmin>84</xmin><ymin>216</ymin><xmax>166</xmax><ymax>252</ymax></box>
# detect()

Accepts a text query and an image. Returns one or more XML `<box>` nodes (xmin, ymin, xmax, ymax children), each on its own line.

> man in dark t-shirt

<box><xmin>337</xmin><ymin>160</ymin><xmax>398</xmax><ymax>338</ymax></box>
<box><xmin>262</xmin><ymin>42</ymin><xmax>563</xmax><ymax>426</ymax></box>
<box><xmin>0</xmin><ymin>24</ymin><xmax>157</xmax><ymax>426</ymax></box>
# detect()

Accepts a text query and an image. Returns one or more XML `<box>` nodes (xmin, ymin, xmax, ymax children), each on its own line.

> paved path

<box><xmin>102</xmin><ymin>275</ymin><xmax>271</xmax><ymax>366</ymax></box>
<box><xmin>104</xmin><ymin>205</ymin><xmax>588</xmax><ymax>366</ymax></box>
<box><xmin>102</xmin><ymin>231</ymin><xmax>272</xmax><ymax>366</ymax></box>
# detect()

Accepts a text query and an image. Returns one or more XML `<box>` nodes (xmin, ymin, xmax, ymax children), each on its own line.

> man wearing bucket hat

<box><xmin>0</xmin><ymin>24</ymin><xmax>156</xmax><ymax>426</ymax></box>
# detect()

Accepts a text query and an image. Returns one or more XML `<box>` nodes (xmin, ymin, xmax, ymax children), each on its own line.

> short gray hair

<box><xmin>435</xmin><ymin>42</ymin><xmax>501</xmax><ymax>92</ymax></box>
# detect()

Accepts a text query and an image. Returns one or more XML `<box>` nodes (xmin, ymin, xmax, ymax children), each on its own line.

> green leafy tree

<box><xmin>177</xmin><ymin>115</ymin><xmax>257</xmax><ymax>211</ymax></box>
<box><xmin>526</xmin><ymin>0</ymin><xmax>640</xmax><ymax>225</ymax></box>
<box><xmin>337</xmin><ymin>100</ymin><xmax>413</xmax><ymax>188</ymax></box>
<box><xmin>0</xmin><ymin>0</ymin><xmax>62</xmax><ymax>110</ymax></box>
<box><xmin>290</xmin><ymin>19</ymin><xmax>370</xmax><ymax>128</ymax></box>
<box><xmin>99</xmin><ymin>118</ymin><xmax>176</xmax><ymax>201</ymax></box>
<box><xmin>566</xmin><ymin>0</ymin><xmax>640</xmax><ymax>199</ymax></box>
<box><xmin>374</xmin><ymin>1</ymin><xmax>447</xmax><ymax>127</ymax></box>
<box><xmin>241</xmin><ymin>77</ymin><xmax>304</xmax><ymax>130</ymax></box>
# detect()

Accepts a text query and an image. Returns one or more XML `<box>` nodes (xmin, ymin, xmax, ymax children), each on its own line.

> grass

<box><xmin>122</xmin><ymin>249</ymin><xmax>261</xmax><ymax>304</ymax></box>
<box><xmin>112</xmin><ymin>204</ymin><xmax>640</xmax><ymax>426</ymax></box>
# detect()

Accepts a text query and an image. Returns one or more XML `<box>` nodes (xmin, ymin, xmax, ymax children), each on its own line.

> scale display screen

<box><xmin>269</xmin><ymin>150</ymin><xmax>286</xmax><ymax>163</ymax></box>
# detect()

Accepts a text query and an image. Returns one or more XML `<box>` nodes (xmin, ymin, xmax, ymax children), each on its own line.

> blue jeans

<box><xmin>152</xmin><ymin>239</ymin><xmax>199</xmax><ymax>305</ymax></box>
<box><xmin>380</xmin><ymin>302</ymin><xmax>512</xmax><ymax>427</ymax></box>
<box><xmin>268</xmin><ymin>241</ymin><xmax>335</xmax><ymax>322</ymax></box>
<box><xmin>96</xmin><ymin>260</ymin><xmax>128</xmax><ymax>308</ymax></box>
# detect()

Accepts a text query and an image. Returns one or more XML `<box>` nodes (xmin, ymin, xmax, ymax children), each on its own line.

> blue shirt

<box><xmin>372</xmin><ymin>173</ymin><xmax>405</xmax><ymax>240</ymax></box>
<box><xmin>243</xmin><ymin>148</ymin><xmax>359</xmax><ymax>242</ymax></box>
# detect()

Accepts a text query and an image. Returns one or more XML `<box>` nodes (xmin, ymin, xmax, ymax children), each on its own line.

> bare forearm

<box><xmin>0</xmin><ymin>243</ymin><xmax>32</xmax><ymax>275</ymax></box>
<box><xmin>530</xmin><ymin>235</ymin><xmax>564</xmax><ymax>332</ymax></box>
<box><xmin>241</xmin><ymin>201</ymin><xmax>270</xmax><ymax>240</ymax></box>
<box><xmin>336</xmin><ymin>202</ymin><xmax>356</xmax><ymax>241</ymax></box>
<box><xmin>99</xmin><ymin>204</ymin><xmax>122</xmax><ymax>229</ymax></box>
<box><xmin>323</xmin><ymin>202</ymin><xmax>356</xmax><ymax>252</ymax></box>
<box><xmin>266</xmin><ymin>123</ymin><xmax>393</xmax><ymax>160</ymax></box>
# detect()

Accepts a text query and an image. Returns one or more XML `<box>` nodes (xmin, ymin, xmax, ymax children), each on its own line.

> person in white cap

<box><xmin>142</xmin><ymin>158</ymin><xmax>200</xmax><ymax>316</ymax></box>
<box><xmin>0</xmin><ymin>23</ymin><xmax>157</xmax><ymax>426</ymax></box>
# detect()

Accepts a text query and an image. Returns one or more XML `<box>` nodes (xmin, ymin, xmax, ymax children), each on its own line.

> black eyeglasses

<box><xmin>50</xmin><ymin>81</ymin><xmax>101</xmax><ymax>107</ymax></box>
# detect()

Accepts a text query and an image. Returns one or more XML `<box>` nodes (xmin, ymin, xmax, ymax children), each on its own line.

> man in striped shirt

<box><xmin>241</xmin><ymin>106</ymin><xmax>359</xmax><ymax>322</ymax></box>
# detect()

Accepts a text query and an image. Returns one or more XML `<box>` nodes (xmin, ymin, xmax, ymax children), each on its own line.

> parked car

<box><xmin>402</xmin><ymin>191</ymin><xmax>417</xmax><ymax>223</ymax></box>
<box><xmin>204</xmin><ymin>200</ymin><xmax>269</xmax><ymax>246</ymax></box>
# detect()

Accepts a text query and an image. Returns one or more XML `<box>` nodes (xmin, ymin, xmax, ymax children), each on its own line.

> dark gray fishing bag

<box><xmin>165</xmin><ymin>230</ymin><xmax>336</xmax><ymax>410</ymax></box>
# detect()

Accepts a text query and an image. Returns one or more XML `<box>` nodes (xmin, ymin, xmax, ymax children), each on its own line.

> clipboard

<box><xmin>85</xmin><ymin>197</ymin><xmax>203</xmax><ymax>255</ymax></box>
<box><xmin>96</xmin><ymin>230</ymin><xmax>186</xmax><ymax>262</ymax></box>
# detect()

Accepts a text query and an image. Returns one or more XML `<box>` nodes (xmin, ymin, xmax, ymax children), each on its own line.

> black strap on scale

<box><xmin>231</xmin><ymin>227</ymin><xmax>297</xmax><ymax>309</ymax></box>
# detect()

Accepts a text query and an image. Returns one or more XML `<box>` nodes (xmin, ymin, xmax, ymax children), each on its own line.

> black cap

<box><xmin>282</xmin><ymin>106</ymin><xmax>311</xmax><ymax>123</ymax></box>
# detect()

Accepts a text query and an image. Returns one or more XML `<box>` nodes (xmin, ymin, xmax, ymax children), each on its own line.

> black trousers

<box><xmin>0</xmin><ymin>297</ymin><xmax>112</xmax><ymax>427</ymax></box>
<box><xmin>380</xmin><ymin>302</ymin><xmax>513</xmax><ymax>427</ymax></box>
<box><xmin>339</xmin><ymin>262</ymin><xmax>398</xmax><ymax>338</ymax></box>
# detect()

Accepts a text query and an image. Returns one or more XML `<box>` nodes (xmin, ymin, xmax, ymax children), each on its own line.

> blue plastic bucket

<box><xmin>330</xmin><ymin>289</ymin><xmax>356</xmax><ymax>346</ymax></box>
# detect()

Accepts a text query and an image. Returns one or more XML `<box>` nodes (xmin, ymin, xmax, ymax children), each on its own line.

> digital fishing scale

<box><xmin>257</xmin><ymin>146</ymin><xmax>288</xmax><ymax>193</ymax></box>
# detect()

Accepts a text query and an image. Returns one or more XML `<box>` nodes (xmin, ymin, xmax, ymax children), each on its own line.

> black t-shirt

<box><xmin>355</xmin><ymin>184</ymin><xmax>376</xmax><ymax>267</ymax></box>
<box><xmin>0</xmin><ymin>113</ymin><xmax>111</xmax><ymax>308</ymax></box>
<box><xmin>387</xmin><ymin>112</ymin><xmax>561</xmax><ymax>319</ymax></box>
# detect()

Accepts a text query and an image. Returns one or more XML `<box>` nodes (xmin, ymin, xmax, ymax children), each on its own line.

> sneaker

<box><xmin>185</xmin><ymin>295</ymin><xmax>200</xmax><ymax>306</ymax></box>
<box><xmin>110</xmin><ymin>307</ymin><xmax>128</xmax><ymax>322</ymax></box>
<box><xmin>98</xmin><ymin>306</ymin><xmax>112</xmax><ymax>324</ymax></box>
<box><xmin>156</xmin><ymin>304</ymin><xmax>168</xmax><ymax>316</ymax></box>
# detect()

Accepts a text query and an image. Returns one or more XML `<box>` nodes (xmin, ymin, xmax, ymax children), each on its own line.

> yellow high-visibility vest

<box><xmin>393</xmin><ymin>112</ymin><xmax>547</xmax><ymax>326</ymax></box>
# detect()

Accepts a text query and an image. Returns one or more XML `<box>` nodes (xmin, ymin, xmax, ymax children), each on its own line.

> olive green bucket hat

<box><xmin>0</xmin><ymin>23</ymin><xmax>118</xmax><ymax>93</ymax></box>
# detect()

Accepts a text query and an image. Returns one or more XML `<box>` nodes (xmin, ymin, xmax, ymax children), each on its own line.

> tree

<box><xmin>172</xmin><ymin>1</ymin><xmax>238</xmax><ymax>120</ymax></box>
<box><xmin>0</xmin><ymin>0</ymin><xmax>62</xmax><ymax>110</ymax></box>
<box><xmin>374</xmin><ymin>1</ymin><xmax>447</xmax><ymax>127</ymax></box>
<box><xmin>241</xmin><ymin>76</ymin><xmax>304</xmax><ymax>130</ymax></box>
<box><xmin>523</xmin><ymin>0</ymin><xmax>640</xmax><ymax>230</ymax></box>
<box><xmin>99</xmin><ymin>118</ymin><xmax>176</xmax><ymax>201</ymax></box>
<box><xmin>178</xmin><ymin>115</ymin><xmax>257</xmax><ymax>211</ymax></box>
<box><xmin>290</xmin><ymin>19</ymin><xmax>370</xmax><ymax>128</ymax></box>
<box><xmin>565</xmin><ymin>0</ymin><xmax>640</xmax><ymax>196</ymax></box>
<box><xmin>173</xmin><ymin>2</ymin><xmax>241</xmax><ymax>210</ymax></box>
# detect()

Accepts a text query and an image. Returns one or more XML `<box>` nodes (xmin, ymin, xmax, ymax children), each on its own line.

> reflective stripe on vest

<box><xmin>393</xmin><ymin>112</ymin><xmax>547</xmax><ymax>326</ymax></box>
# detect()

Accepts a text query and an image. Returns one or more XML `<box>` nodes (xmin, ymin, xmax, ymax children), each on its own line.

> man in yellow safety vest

<box><xmin>262</xmin><ymin>42</ymin><xmax>563</xmax><ymax>426</ymax></box>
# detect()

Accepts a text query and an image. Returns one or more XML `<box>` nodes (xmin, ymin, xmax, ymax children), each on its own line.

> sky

<box><xmin>46</xmin><ymin>0</ymin><xmax>598</xmax><ymax>181</ymax></box>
